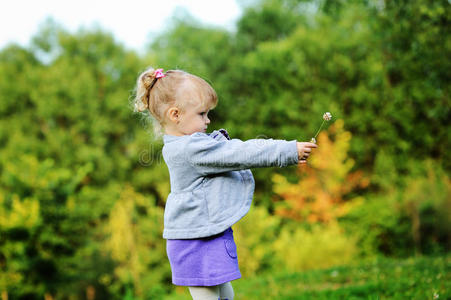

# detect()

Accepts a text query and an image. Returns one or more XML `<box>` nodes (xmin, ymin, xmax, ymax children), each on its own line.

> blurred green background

<box><xmin>0</xmin><ymin>0</ymin><xmax>450</xmax><ymax>299</ymax></box>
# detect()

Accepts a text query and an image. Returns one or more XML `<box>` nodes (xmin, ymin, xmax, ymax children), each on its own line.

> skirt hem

<box><xmin>172</xmin><ymin>271</ymin><xmax>241</xmax><ymax>287</ymax></box>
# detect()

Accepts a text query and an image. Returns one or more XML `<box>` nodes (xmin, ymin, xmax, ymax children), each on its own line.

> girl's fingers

<box><xmin>297</xmin><ymin>142</ymin><xmax>318</xmax><ymax>161</ymax></box>
<box><xmin>299</xmin><ymin>150</ymin><xmax>311</xmax><ymax>158</ymax></box>
<box><xmin>305</xmin><ymin>142</ymin><xmax>318</xmax><ymax>148</ymax></box>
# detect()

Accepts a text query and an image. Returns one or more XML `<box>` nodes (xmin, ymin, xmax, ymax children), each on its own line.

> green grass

<box><xmin>163</xmin><ymin>254</ymin><xmax>450</xmax><ymax>300</ymax></box>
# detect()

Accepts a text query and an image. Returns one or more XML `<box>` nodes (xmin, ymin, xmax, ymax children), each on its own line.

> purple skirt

<box><xmin>166</xmin><ymin>227</ymin><xmax>241</xmax><ymax>286</ymax></box>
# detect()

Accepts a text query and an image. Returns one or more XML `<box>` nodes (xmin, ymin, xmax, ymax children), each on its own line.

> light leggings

<box><xmin>188</xmin><ymin>282</ymin><xmax>234</xmax><ymax>300</ymax></box>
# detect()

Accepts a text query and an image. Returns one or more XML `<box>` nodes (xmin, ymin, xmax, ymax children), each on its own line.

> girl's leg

<box><xmin>218</xmin><ymin>282</ymin><xmax>234</xmax><ymax>300</ymax></box>
<box><xmin>188</xmin><ymin>286</ymin><xmax>219</xmax><ymax>300</ymax></box>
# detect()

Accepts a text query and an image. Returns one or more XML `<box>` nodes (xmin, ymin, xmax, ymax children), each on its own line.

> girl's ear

<box><xmin>167</xmin><ymin>107</ymin><xmax>180</xmax><ymax>124</ymax></box>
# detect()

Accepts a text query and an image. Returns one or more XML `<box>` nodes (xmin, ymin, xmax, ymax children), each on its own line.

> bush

<box><xmin>234</xmin><ymin>206</ymin><xmax>282</xmax><ymax>276</ymax></box>
<box><xmin>273</xmin><ymin>221</ymin><xmax>358</xmax><ymax>272</ymax></box>
<box><xmin>340</xmin><ymin>160</ymin><xmax>451</xmax><ymax>257</ymax></box>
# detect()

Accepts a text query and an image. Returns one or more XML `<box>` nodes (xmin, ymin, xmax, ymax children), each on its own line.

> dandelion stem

<box><xmin>313</xmin><ymin>120</ymin><xmax>326</xmax><ymax>139</ymax></box>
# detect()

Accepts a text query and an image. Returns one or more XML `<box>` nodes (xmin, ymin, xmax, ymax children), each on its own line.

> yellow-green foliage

<box><xmin>273</xmin><ymin>221</ymin><xmax>358</xmax><ymax>272</ymax></box>
<box><xmin>0</xmin><ymin>154</ymin><xmax>91</xmax><ymax>294</ymax></box>
<box><xmin>265</xmin><ymin>120</ymin><xmax>361</xmax><ymax>271</ymax></box>
<box><xmin>234</xmin><ymin>205</ymin><xmax>358</xmax><ymax>274</ymax></box>
<box><xmin>0</xmin><ymin>195</ymin><xmax>40</xmax><ymax>230</ymax></box>
<box><xmin>341</xmin><ymin>160</ymin><xmax>451</xmax><ymax>257</ymax></box>
<box><xmin>104</xmin><ymin>185</ymin><xmax>169</xmax><ymax>298</ymax></box>
<box><xmin>402</xmin><ymin>160</ymin><xmax>451</xmax><ymax>225</ymax></box>
<box><xmin>396</xmin><ymin>160</ymin><xmax>451</xmax><ymax>255</ymax></box>
<box><xmin>0</xmin><ymin>194</ymin><xmax>40</xmax><ymax>290</ymax></box>
<box><xmin>233</xmin><ymin>206</ymin><xmax>281</xmax><ymax>276</ymax></box>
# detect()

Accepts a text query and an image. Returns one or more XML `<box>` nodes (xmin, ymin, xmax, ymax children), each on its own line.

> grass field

<box><xmin>164</xmin><ymin>254</ymin><xmax>450</xmax><ymax>300</ymax></box>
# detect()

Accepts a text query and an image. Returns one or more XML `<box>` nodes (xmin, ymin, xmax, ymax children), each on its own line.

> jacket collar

<box><xmin>163</xmin><ymin>130</ymin><xmax>227</xmax><ymax>144</ymax></box>
<box><xmin>163</xmin><ymin>132</ymin><xmax>209</xmax><ymax>144</ymax></box>
<box><xmin>163</xmin><ymin>134</ymin><xmax>181</xmax><ymax>144</ymax></box>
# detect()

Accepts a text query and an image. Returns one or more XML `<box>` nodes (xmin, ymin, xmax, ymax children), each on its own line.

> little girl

<box><xmin>133</xmin><ymin>67</ymin><xmax>317</xmax><ymax>300</ymax></box>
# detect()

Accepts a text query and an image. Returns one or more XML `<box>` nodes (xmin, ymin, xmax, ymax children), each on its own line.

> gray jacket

<box><xmin>162</xmin><ymin>129</ymin><xmax>299</xmax><ymax>239</ymax></box>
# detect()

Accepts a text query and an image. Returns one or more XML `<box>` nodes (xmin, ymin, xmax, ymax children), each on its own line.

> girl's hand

<box><xmin>296</xmin><ymin>142</ymin><xmax>317</xmax><ymax>164</ymax></box>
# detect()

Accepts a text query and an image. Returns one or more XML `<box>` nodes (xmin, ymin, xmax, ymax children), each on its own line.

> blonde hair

<box><xmin>133</xmin><ymin>67</ymin><xmax>218</xmax><ymax>135</ymax></box>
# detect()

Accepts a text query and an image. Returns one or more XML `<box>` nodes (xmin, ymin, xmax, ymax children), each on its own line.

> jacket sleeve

<box><xmin>186</xmin><ymin>132</ymin><xmax>299</xmax><ymax>175</ymax></box>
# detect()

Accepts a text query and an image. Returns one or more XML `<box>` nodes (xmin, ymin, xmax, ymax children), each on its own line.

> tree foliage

<box><xmin>273</xmin><ymin>120</ymin><xmax>368</xmax><ymax>223</ymax></box>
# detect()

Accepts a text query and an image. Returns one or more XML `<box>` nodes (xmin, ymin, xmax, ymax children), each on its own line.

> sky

<box><xmin>0</xmin><ymin>0</ymin><xmax>241</xmax><ymax>52</ymax></box>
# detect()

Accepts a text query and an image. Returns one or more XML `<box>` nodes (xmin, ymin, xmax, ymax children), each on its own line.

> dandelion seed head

<box><xmin>323</xmin><ymin>112</ymin><xmax>332</xmax><ymax>121</ymax></box>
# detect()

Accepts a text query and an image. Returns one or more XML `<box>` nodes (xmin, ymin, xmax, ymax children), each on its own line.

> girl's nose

<box><xmin>206</xmin><ymin>117</ymin><xmax>210</xmax><ymax>124</ymax></box>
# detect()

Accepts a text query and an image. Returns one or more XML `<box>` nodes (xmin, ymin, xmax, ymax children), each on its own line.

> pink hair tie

<box><xmin>154</xmin><ymin>68</ymin><xmax>166</xmax><ymax>78</ymax></box>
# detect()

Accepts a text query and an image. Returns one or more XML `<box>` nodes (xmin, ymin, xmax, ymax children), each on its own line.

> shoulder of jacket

<box><xmin>188</xmin><ymin>132</ymin><xmax>213</xmax><ymax>143</ymax></box>
<box><xmin>191</xmin><ymin>132</ymin><xmax>208</xmax><ymax>138</ymax></box>
<box><xmin>182</xmin><ymin>132</ymin><xmax>213</xmax><ymax>148</ymax></box>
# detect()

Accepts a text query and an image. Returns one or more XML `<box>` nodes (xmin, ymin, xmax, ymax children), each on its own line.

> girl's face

<box><xmin>165</xmin><ymin>80</ymin><xmax>217</xmax><ymax>136</ymax></box>
<box><xmin>177</xmin><ymin>102</ymin><xmax>211</xmax><ymax>135</ymax></box>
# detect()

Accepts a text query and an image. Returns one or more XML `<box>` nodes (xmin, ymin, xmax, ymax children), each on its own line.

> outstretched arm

<box><xmin>185</xmin><ymin>133</ymin><xmax>316</xmax><ymax>175</ymax></box>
